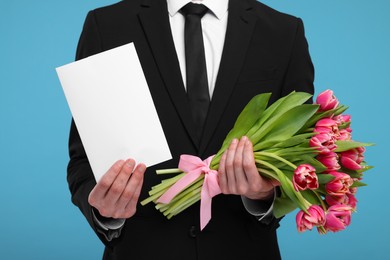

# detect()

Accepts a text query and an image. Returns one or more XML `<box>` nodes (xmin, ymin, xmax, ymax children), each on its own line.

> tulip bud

<box><xmin>340</xmin><ymin>148</ymin><xmax>365</xmax><ymax>170</ymax></box>
<box><xmin>315</xmin><ymin>118</ymin><xmax>340</xmax><ymax>138</ymax></box>
<box><xmin>296</xmin><ymin>205</ymin><xmax>326</xmax><ymax>232</ymax></box>
<box><xmin>310</xmin><ymin>133</ymin><xmax>337</xmax><ymax>154</ymax></box>
<box><xmin>326</xmin><ymin>171</ymin><xmax>353</xmax><ymax>196</ymax></box>
<box><xmin>338</xmin><ymin>129</ymin><xmax>352</xmax><ymax>141</ymax></box>
<box><xmin>293</xmin><ymin>164</ymin><xmax>319</xmax><ymax>191</ymax></box>
<box><xmin>316</xmin><ymin>89</ymin><xmax>339</xmax><ymax>111</ymax></box>
<box><xmin>325</xmin><ymin>193</ymin><xmax>357</xmax><ymax>209</ymax></box>
<box><xmin>324</xmin><ymin>205</ymin><xmax>352</xmax><ymax>232</ymax></box>
<box><xmin>333</xmin><ymin>114</ymin><xmax>351</xmax><ymax>126</ymax></box>
<box><xmin>316</xmin><ymin>152</ymin><xmax>340</xmax><ymax>172</ymax></box>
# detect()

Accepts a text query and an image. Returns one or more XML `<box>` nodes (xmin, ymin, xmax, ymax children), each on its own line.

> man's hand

<box><xmin>218</xmin><ymin>136</ymin><xmax>274</xmax><ymax>200</ymax></box>
<box><xmin>88</xmin><ymin>159</ymin><xmax>146</xmax><ymax>219</ymax></box>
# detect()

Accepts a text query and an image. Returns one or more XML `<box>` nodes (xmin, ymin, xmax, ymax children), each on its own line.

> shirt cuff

<box><xmin>241</xmin><ymin>188</ymin><xmax>276</xmax><ymax>223</ymax></box>
<box><xmin>91</xmin><ymin>208</ymin><xmax>125</xmax><ymax>241</ymax></box>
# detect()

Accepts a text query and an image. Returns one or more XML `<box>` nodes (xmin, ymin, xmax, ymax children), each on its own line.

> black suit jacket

<box><xmin>67</xmin><ymin>0</ymin><xmax>314</xmax><ymax>259</ymax></box>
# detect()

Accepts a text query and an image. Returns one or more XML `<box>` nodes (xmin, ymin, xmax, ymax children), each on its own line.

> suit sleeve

<box><xmin>67</xmin><ymin>10</ymin><xmax>123</xmax><ymax>246</ymax></box>
<box><xmin>281</xmin><ymin>18</ymin><xmax>315</xmax><ymax>99</ymax></box>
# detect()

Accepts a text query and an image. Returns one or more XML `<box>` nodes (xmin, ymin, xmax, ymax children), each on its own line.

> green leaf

<box><xmin>271</xmin><ymin>133</ymin><xmax>315</xmax><ymax>148</ymax></box>
<box><xmin>274</xmin><ymin>196</ymin><xmax>298</xmax><ymax>218</ymax></box>
<box><xmin>342</xmin><ymin>171</ymin><xmax>362</xmax><ymax>179</ymax></box>
<box><xmin>299</xmin><ymin>156</ymin><xmax>328</xmax><ymax>173</ymax></box>
<box><xmin>317</xmin><ymin>174</ymin><xmax>335</xmax><ymax>184</ymax></box>
<box><xmin>253</xmin><ymin>133</ymin><xmax>314</xmax><ymax>151</ymax></box>
<box><xmin>211</xmin><ymin>93</ymin><xmax>271</xmax><ymax>167</ymax></box>
<box><xmin>230</xmin><ymin>93</ymin><xmax>272</xmax><ymax>137</ymax></box>
<box><xmin>338</xmin><ymin>121</ymin><xmax>351</xmax><ymax>130</ymax></box>
<box><xmin>274</xmin><ymin>147</ymin><xmax>317</xmax><ymax>156</ymax></box>
<box><xmin>254</xmin><ymin>104</ymin><xmax>319</xmax><ymax>144</ymax></box>
<box><xmin>249</xmin><ymin>92</ymin><xmax>313</xmax><ymax>143</ymax></box>
<box><xmin>300</xmin><ymin>190</ymin><xmax>323</xmax><ymax>205</ymax></box>
<box><xmin>357</xmin><ymin>165</ymin><xmax>374</xmax><ymax>173</ymax></box>
<box><xmin>351</xmin><ymin>180</ymin><xmax>367</xmax><ymax>187</ymax></box>
<box><xmin>248</xmin><ymin>91</ymin><xmax>311</xmax><ymax>137</ymax></box>
<box><xmin>245</xmin><ymin>98</ymin><xmax>284</xmax><ymax>138</ymax></box>
<box><xmin>280</xmin><ymin>148</ymin><xmax>318</xmax><ymax>157</ymax></box>
<box><xmin>260</xmin><ymin>160</ymin><xmax>310</xmax><ymax>211</ymax></box>
<box><xmin>283</xmin><ymin>170</ymin><xmax>294</xmax><ymax>180</ymax></box>
<box><xmin>298</xmin><ymin>105</ymin><xmax>348</xmax><ymax>133</ymax></box>
<box><xmin>333</xmin><ymin>105</ymin><xmax>349</xmax><ymax>116</ymax></box>
<box><xmin>334</xmin><ymin>141</ymin><xmax>375</xmax><ymax>152</ymax></box>
<box><xmin>252</xmin><ymin>139</ymin><xmax>281</xmax><ymax>151</ymax></box>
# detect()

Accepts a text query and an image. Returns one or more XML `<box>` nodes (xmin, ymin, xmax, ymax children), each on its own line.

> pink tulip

<box><xmin>324</xmin><ymin>205</ymin><xmax>352</xmax><ymax>232</ymax></box>
<box><xmin>326</xmin><ymin>171</ymin><xmax>353</xmax><ymax>196</ymax></box>
<box><xmin>316</xmin><ymin>152</ymin><xmax>340</xmax><ymax>172</ymax></box>
<box><xmin>309</xmin><ymin>133</ymin><xmax>337</xmax><ymax>154</ymax></box>
<box><xmin>338</xmin><ymin>129</ymin><xmax>352</xmax><ymax>141</ymax></box>
<box><xmin>316</xmin><ymin>89</ymin><xmax>339</xmax><ymax>111</ymax></box>
<box><xmin>326</xmin><ymin>194</ymin><xmax>348</xmax><ymax>206</ymax></box>
<box><xmin>349</xmin><ymin>187</ymin><xmax>358</xmax><ymax>195</ymax></box>
<box><xmin>293</xmin><ymin>164</ymin><xmax>319</xmax><ymax>191</ymax></box>
<box><xmin>314</xmin><ymin>118</ymin><xmax>340</xmax><ymax>138</ymax></box>
<box><xmin>346</xmin><ymin>194</ymin><xmax>358</xmax><ymax>209</ymax></box>
<box><xmin>325</xmin><ymin>193</ymin><xmax>357</xmax><ymax>209</ymax></box>
<box><xmin>296</xmin><ymin>205</ymin><xmax>326</xmax><ymax>232</ymax></box>
<box><xmin>340</xmin><ymin>147</ymin><xmax>365</xmax><ymax>170</ymax></box>
<box><xmin>333</xmin><ymin>114</ymin><xmax>351</xmax><ymax>126</ymax></box>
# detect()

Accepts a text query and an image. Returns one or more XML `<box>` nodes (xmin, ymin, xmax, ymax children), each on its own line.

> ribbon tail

<box><xmin>200</xmin><ymin>186</ymin><xmax>212</xmax><ymax>231</ymax></box>
<box><xmin>157</xmin><ymin>170</ymin><xmax>201</xmax><ymax>204</ymax></box>
<box><xmin>200</xmin><ymin>172</ymin><xmax>222</xmax><ymax>230</ymax></box>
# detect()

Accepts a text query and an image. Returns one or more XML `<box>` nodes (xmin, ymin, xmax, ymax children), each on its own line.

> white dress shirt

<box><xmin>167</xmin><ymin>0</ymin><xmax>229</xmax><ymax>98</ymax></box>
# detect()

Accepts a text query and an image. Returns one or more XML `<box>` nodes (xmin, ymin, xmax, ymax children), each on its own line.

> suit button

<box><xmin>188</xmin><ymin>226</ymin><xmax>197</xmax><ymax>238</ymax></box>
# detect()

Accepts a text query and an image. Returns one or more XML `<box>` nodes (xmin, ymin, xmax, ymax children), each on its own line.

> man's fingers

<box><xmin>104</xmin><ymin>159</ymin><xmax>136</xmax><ymax>206</ymax></box>
<box><xmin>114</xmin><ymin>163</ymin><xmax>145</xmax><ymax>217</ymax></box>
<box><xmin>233</xmin><ymin>137</ymin><xmax>249</xmax><ymax>194</ymax></box>
<box><xmin>242</xmin><ymin>139</ymin><xmax>259</xmax><ymax>184</ymax></box>
<box><xmin>123</xmin><ymin>164</ymin><xmax>146</xmax><ymax>218</ymax></box>
<box><xmin>218</xmin><ymin>152</ymin><xmax>228</xmax><ymax>194</ymax></box>
<box><xmin>89</xmin><ymin>160</ymin><xmax>125</xmax><ymax>205</ymax></box>
<box><xmin>225</xmin><ymin>138</ymin><xmax>238</xmax><ymax>193</ymax></box>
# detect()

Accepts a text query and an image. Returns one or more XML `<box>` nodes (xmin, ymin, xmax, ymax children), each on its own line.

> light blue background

<box><xmin>0</xmin><ymin>0</ymin><xmax>388</xmax><ymax>259</ymax></box>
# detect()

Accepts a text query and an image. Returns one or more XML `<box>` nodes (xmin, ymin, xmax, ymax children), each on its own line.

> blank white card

<box><xmin>56</xmin><ymin>43</ymin><xmax>172</xmax><ymax>181</ymax></box>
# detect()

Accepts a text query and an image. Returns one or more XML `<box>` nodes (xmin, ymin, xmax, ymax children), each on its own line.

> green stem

<box><xmin>255</xmin><ymin>151</ymin><xmax>297</xmax><ymax>169</ymax></box>
<box><xmin>166</xmin><ymin>192</ymin><xmax>202</xmax><ymax>219</ymax></box>
<box><xmin>163</xmin><ymin>186</ymin><xmax>202</xmax><ymax>217</ymax></box>
<box><xmin>149</xmin><ymin>173</ymin><xmax>185</xmax><ymax>196</ymax></box>
<box><xmin>313</xmin><ymin>191</ymin><xmax>327</xmax><ymax>211</ymax></box>
<box><xmin>156</xmin><ymin>177</ymin><xmax>203</xmax><ymax>210</ymax></box>
<box><xmin>259</xmin><ymin>160</ymin><xmax>311</xmax><ymax>210</ymax></box>
<box><xmin>168</xmin><ymin>193</ymin><xmax>201</xmax><ymax>218</ymax></box>
<box><xmin>156</xmin><ymin>168</ymin><xmax>183</xmax><ymax>174</ymax></box>
<box><xmin>140</xmin><ymin>187</ymin><xmax>167</xmax><ymax>206</ymax></box>
<box><xmin>318</xmin><ymin>226</ymin><xmax>327</xmax><ymax>234</ymax></box>
<box><xmin>140</xmin><ymin>173</ymin><xmax>187</xmax><ymax>205</ymax></box>
<box><xmin>256</xmin><ymin>167</ymin><xmax>279</xmax><ymax>180</ymax></box>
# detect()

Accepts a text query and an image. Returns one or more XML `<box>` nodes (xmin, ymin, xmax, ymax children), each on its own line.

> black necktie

<box><xmin>181</xmin><ymin>3</ymin><xmax>210</xmax><ymax>142</ymax></box>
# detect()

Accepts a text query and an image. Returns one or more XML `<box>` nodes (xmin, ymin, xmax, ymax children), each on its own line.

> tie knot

<box><xmin>181</xmin><ymin>3</ymin><xmax>208</xmax><ymax>18</ymax></box>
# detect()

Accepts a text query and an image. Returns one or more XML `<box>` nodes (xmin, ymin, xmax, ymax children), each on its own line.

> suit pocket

<box><xmin>237</xmin><ymin>67</ymin><xmax>278</xmax><ymax>84</ymax></box>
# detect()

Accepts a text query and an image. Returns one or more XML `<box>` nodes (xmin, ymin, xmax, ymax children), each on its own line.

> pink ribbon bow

<box><xmin>157</xmin><ymin>154</ymin><xmax>222</xmax><ymax>230</ymax></box>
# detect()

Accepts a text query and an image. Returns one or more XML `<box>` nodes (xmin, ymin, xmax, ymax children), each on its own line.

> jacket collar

<box><xmin>167</xmin><ymin>0</ymin><xmax>229</xmax><ymax>20</ymax></box>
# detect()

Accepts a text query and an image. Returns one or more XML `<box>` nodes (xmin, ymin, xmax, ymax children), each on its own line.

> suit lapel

<box><xmin>199</xmin><ymin>0</ymin><xmax>258</xmax><ymax>154</ymax></box>
<box><xmin>138</xmin><ymin>0</ymin><xmax>200</xmax><ymax>149</ymax></box>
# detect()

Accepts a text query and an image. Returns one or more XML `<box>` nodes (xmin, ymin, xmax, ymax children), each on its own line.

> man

<box><xmin>67</xmin><ymin>0</ymin><xmax>314</xmax><ymax>259</ymax></box>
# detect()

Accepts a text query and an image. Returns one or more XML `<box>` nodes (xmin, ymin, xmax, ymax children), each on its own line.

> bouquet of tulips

<box><xmin>141</xmin><ymin>90</ymin><xmax>373</xmax><ymax>233</ymax></box>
